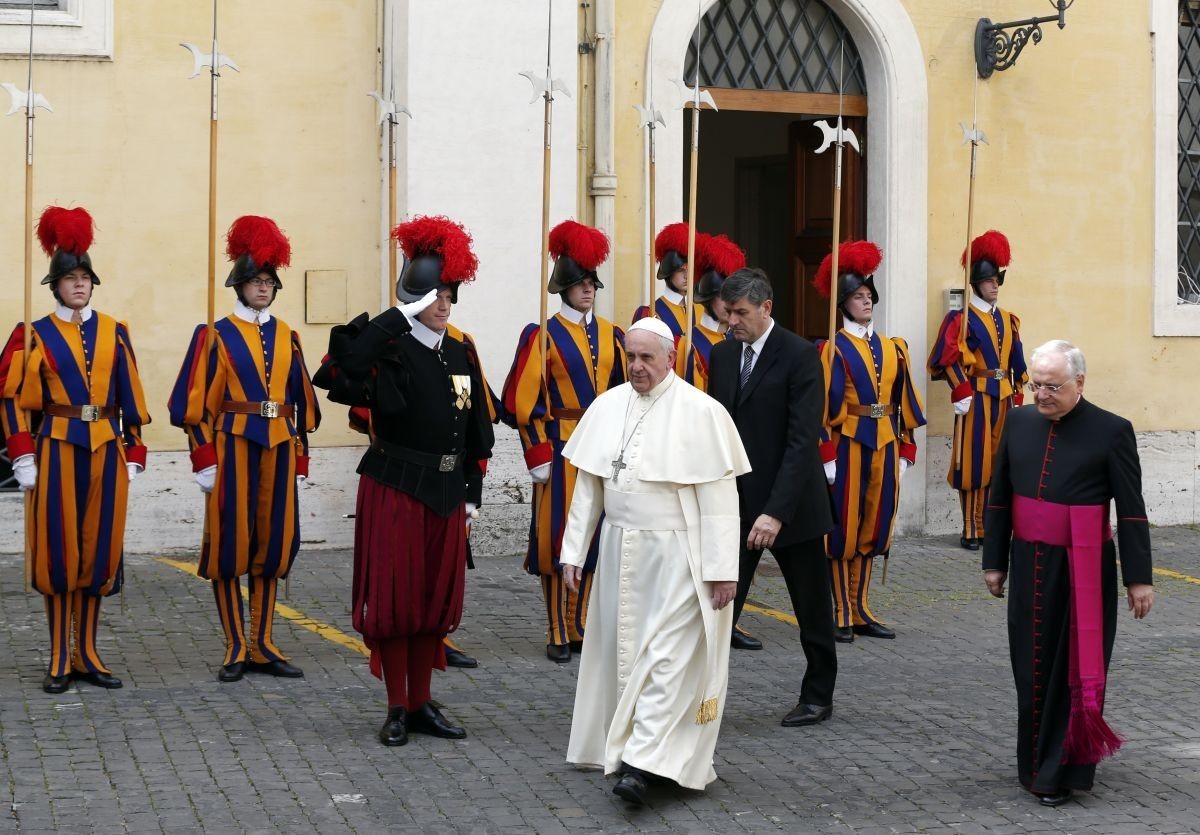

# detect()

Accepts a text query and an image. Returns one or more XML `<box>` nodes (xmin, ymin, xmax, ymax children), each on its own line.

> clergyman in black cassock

<box><xmin>983</xmin><ymin>340</ymin><xmax>1153</xmax><ymax>806</ymax></box>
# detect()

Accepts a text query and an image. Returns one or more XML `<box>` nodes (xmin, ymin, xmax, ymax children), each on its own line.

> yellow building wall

<box><xmin>611</xmin><ymin>0</ymin><xmax>1185</xmax><ymax>434</ymax></box>
<box><xmin>0</xmin><ymin>1</ymin><xmax>382</xmax><ymax>452</ymax></box>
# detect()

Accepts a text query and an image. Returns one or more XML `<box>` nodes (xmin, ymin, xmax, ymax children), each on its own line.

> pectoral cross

<box><xmin>610</xmin><ymin>454</ymin><xmax>627</xmax><ymax>482</ymax></box>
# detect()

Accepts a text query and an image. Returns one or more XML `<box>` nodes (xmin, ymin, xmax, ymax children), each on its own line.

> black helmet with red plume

<box><xmin>962</xmin><ymin>229</ymin><xmax>1011</xmax><ymax>286</ymax></box>
<box><xmin>225</xmin><ymin>215</ymin><xmax>292</xmax><ymax>289</ymax></box>
<box><xmin>654</xmin><ymin>222</ymin><xmax>691</xmax><ymax>283</ymax></box>
<box><xmin>38</xmin><ymin>207</ymin><xmax>99</xmax><ymax>285</ymax></box>
<box><xmin>812</xmin><ymin>240</ymin><xmax>883</xmax><ymax>313</ymax></box>
<box><xmin>392</xmin><ymin>215</ymin><xmax>478</xmax><ymax>304</ymax></box>
<box><xmin>694</xmin><ymin>233</ymin><xmax>747</xmax><ymax>305</ymax></box>
<box><xmin>547</xmin><ymin>220</ymin><xmax>609</xmax><ymax>293</ymax></box>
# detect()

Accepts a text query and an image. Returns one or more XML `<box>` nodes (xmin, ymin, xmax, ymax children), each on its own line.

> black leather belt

<box><xmin>372</xmin><ymin>439</ymin><xmax>463</xmax><ymax>473</ymax></box>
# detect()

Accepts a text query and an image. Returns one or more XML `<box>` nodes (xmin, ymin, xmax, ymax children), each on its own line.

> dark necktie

<box><xmin>740</xmin><ymin>345</ymin><xmax>755</xmax><ymax>389</ymax></box>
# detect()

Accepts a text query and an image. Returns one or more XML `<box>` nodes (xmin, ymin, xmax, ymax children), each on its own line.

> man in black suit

<box><xmin>709</xmin><ymin>268</ymin><xmax>838</xmax><ymax>727</ymax></box>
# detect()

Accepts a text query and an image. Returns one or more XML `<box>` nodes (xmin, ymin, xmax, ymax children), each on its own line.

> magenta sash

<box><xmin>1012</xmin><ymin>494</ymin><xmax>1123</xmax><ymax>765</ymax></box>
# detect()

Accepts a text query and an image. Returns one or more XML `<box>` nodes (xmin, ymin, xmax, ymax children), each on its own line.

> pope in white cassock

<box><xmin>560</xmin><ymin>317</ymin><xmax>751</xmax><ymax>804</ymax></box>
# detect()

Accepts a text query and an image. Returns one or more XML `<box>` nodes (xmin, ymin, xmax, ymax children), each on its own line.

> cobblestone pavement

<box><xmin>1</xmin><ymin>526</ymin><xmax>1198</xmax><ymax>834</ymax></box>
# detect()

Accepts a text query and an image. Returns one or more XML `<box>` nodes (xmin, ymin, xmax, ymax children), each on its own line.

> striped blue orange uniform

<box><xmin>675</xmin><ymin>316</ymin><xmax>729</xmax><ymax>391</ymax></box>
<box><xmin>168</xmin><ymin>313</ymin><xmax>320</xmax><ymax>666</ymax></box>
<box><xmin>502</xmin><ymin>310</ymin><xmax>626</xmax><ymax>647</ymax></box>
<box><xmin>632</xmin><ymin>291</ymin><xmax>704</xmax><ymax>343</ymax></box>
<box><xmin>0</xmin><ymin>312</ymin><xmax>150</xmax><ymax>678</ymax></box>
<box><xmin>819</xmin><ymin>327</ymin><xmax>926</xmax><ymax>629</ymax></box>
<box><xmin>927</xmin><ymin>302</ymin><xmax>1027</xmax><ymax>540</ymax></box>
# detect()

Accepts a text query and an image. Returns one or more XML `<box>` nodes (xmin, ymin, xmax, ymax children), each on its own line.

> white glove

<box><xmin>126</xmin><ymin>462</ymin><xmax>142</xmax><ymax>483</ymax></box>
<box><xmin>465</xmin><ymin>502</ymin><xmax>479</xmax><ymax>532</ymax></box>
<box><xmin>953</xmin><ymin>396</ymin><xmax>973</xmax><ymax>415</ymax></box>
<box><xmin>296</xmin><ymin>474</ymin><xmax>307</xmax><ymax>486</ymax></box>
<box><xmin>900</xmin><ymin>459</ymin><xmax>911</xmax><ymax>479</ymax></box>
<box><xmin>396</xmin><ymin>288</ymin><xmax>439</xmax><ymax>319</ymax></box>
<box><xmin>195</xmin><ymin>465</ymin><xmax>217</xmax><ymax>494</ymax></box>
<box><xmin>823</xmin><ymin>460</ymin><xmax>836</xmax><ymax>485</ymax></box>
<box><xmin>13</xmin><ymin>454</ymin><xmax>36</xmax><ymax>491</ymax></box>
<box><xmin>529</xmin><ymin>463</ymin><xmax>551</xmax><ymax>484</ymax></box>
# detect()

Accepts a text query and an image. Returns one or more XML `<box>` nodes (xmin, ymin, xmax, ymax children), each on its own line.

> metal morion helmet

<box><xmin>546</xmin><ymin>220</ymin><xmax>609</xmax><ymax>293</ymax></box>
<box><xmin>654</xmin><ymin>222</ymin><xmax>691</xmax><ymax>282</ymax></box>
<box><xmin>962</xmin><ymin>229</ymin><xmax>1011</xmax><ymax>286</ymax></box>
<box><xmin>812</xmin><ymin>240</ymin><xmax>884</xmax><ymax>308</ymax></box>
<box><xmin>392</xmin><ymin>215</ymin><xmax>479</xmax><ymax>304</ymax></box>
<box><xmin>38</xmin><ymin>206</ymin><xmax>100</xmax><ymax>285</ymax></box>
<box><xmin>225</xmin><ymin>215</ymin><xmax>292</xmax><ymax>288</ymax></box>
<box><xmin>694</xmin><ymin>233</ymin><xmax>747</xmax><ymax>304</ymax></box>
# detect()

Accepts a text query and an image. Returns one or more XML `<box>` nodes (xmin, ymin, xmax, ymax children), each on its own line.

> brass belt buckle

<box><xmin>992</xmin><ymin>368</ymin><xmax>1006</xmax><ymax>380</ymax></box>
<box><xmin>79</xmin><ymin>405</ymin><xmax>100</xmax><ymax>422</ymax></box>
<box><xmin>869</xmin><ymin>403</ymin><xmax>886</xmax><ymax>419</ymax></box>
<box><xmin>439</xmin><ymin>454</ymin><xmax>457</xmax><ymax>473</ymax></box>
<box><xmin>259</xmin><ymin>400</ymin><xmax>280</xmax><ymax>418</ymax></box>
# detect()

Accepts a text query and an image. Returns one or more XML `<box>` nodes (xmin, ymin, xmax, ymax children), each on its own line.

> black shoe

<box><xmin>407</xmin><ymin>702</ymin><xmax>467</xmax><ymax>739</ymax></box>
<box><xmin>74</xmin><ymin>670</ymin><xmax>123</xmax><ymax>689</ymax></box>
<box><xmin>612</xmin><ymin>772</ymin><xmax>648</xmax><ymax>805</ymax></box>
<box><xmin>569</xmin><ymin>640</ymin><xmax>584</xmax><ymax>654</ymax></box>
<box><xmin>730</xmin><ymin>627</ymin><xmax>763</xmax><ymax>651</ymax></box>
<box><xmin>217</xmin><ymin>661</ymin><xmax>246</xmax><ymax>683</ymax></box>
<box><xmin>246</xmin><ymin>659</ymin><xmax>304</xmax><ymax>678</ymax></box>
<box><xmin>781</xmin><ymin>702</ymin><xmax>833</xmax><ymax>727</ymax></box>
<box><xmin>852</xmin><ymin>623</ymin><xmax>896</xmax><ymax>640</ymax></box>
<box><xmin>444</xmin><ymin>647</ymin><xmax>479</xmax><ymax>668</ymax></box>
<box><xmin>546</xmin><ymin>643</ymin><xmax>571</xmax><ymax>664</ymax></box>
<box><xmin>959</xmin><ymin>536</ymin><xmax>980</xmax><ymax>551</ymax></box>
<box><xmin>42</xmin><ymin>673</ymin><xmax>71</xmax><ymax>694</ymax></box>
<box><xmin>378</xmin><ymin>706</ymin><xmax>408</xmax><ymax>746</ymax></box>
<box><xmin>835</xmin><ymin>626</ymin><xmax>855</xmax><ymax>643</ymax></box>
<box><xmin>1037</xmin><ymin>788</ymin><xmax>1072</xmax><ymax>807</ymax></box>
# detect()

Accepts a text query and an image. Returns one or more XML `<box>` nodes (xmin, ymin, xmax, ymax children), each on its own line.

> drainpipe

<box><xmin>591</xmin><ymin>0</ymin><xmax>616</xmax><ymax>321</ymax></box>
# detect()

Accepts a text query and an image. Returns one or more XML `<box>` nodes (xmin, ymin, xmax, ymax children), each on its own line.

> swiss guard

<box><xmin>1</xmin><ymin>206</ymin><xmax>151</xmax><ymax>693</ymax></box>
<box><xmin>631</xmin><ymin>222</ymin><xmax>704</xmax><ymax>337</ymax></box>
<box><xmin>168</xmin><ymin>215</ymin><xmax>321</xmax><ymax>683</ymax></box>
<box><xmin>814</xmin><ymin>241</ymin><xmax>926</xmax><ymax>642</ymax></box>
<box><xmin>501</xmin><ymin>220</ymin><xmax>626</xmax><ymax>664</ymax></box>
<box><xmin>927</xmin><ymin>230</ymin><xmax>1028</xmax><ymax>550</ymax></box>
<box><xmin>314</xmin><ymin>215</ymin><xmax>494</xmax><ymax>747</ymax></box>
<box><xmin>677</xmin><ymin>232</ymin><xmax>745</xmax><ymax>391</ymax></box>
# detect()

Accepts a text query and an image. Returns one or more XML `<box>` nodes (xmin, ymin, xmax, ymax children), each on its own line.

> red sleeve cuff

<box><xmin>951</xmin><ymin>382</ymin><xmax>973</xmax><ymax>402</ymax></box>
<box><xmin>819</xmin><ymin>440</ymin><xmax>837</xmax><ymax>464</ymax></box>
<box><xmin>125</xmin><ymin>444</ymin><xmax>147</xmax><ymax>468</ymax></box>
<box><xmin>5</xmin><ymin>431</ymin><xmax>34</xmax><ymax>460</ymax></box>
<box><xmin>899</xmin><ymin>442</ymin><xmax>918</xmax><ymax>464</ymax></box>
<box><xmin>524</xmin><ymin>442</ymin><xmax>552</xmax><ymax>470</ymax></box>
<box><xmin>295</xmin><ymin>455</ymin><xmax>309</xmax><ymax>478</ymax></box>
<box><xmin>190</xmin><ymin>443</ymin><xmax>217</xmax><ymax>472</ymax></box>
<box><xmin>478</xmin><ymin>459</ymin><xmax>489</xmax><ymax>476</ymax></box>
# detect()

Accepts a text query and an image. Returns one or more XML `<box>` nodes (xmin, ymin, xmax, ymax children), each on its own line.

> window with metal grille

<box><xmin>1180</xmin><ymin>1</ymin><xmax>1200</xmax><ymax>303</ymax></box>
<box><xmin>684</xmin><ymin>0</ymin><xmax>865</xmax><ymax>94</ymax></box>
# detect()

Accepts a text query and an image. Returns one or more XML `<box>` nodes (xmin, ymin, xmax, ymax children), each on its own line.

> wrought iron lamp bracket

<box><xmin>975</xmin><ymin>0</ymin><xmax>1074</xmax><ymax>78</ymax></box>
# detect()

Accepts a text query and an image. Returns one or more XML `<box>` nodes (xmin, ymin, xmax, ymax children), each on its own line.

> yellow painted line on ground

<box><xmin>157</xmin><ymin>558</ymin><xmax>369</xmax><ymax>657</ymax></box>
<box><xmin>1154</xmin><ymin>567</ymin><xmax>1200</xmax><ymax>587</ymax></box>
<box><xmin>743</xmin><ymin>601</ymin><xmax>798</xmax><ymax>627</ymax></box>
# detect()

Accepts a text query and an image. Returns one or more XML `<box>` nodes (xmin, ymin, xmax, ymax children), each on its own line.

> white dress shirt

<box><xmin>741</xmin><ymin>318</ymin><xmax>775</xmax><ymax>376</ymax></box>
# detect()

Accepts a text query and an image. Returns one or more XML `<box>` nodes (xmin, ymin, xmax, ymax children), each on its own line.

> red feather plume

<box><xmin>37</xmin><ymin>206</ymin><xmax>94</xmax><ymax>257</ymax></box>
<box><xmin>811</xmin><ymin>240</ymin><xmax>883</xmax><ymax>298</ymax></box>
<box><xmin>226</xmin><ymin>215</ymin><xmax>292</xmax><ymax>269</ymax></box>
<box><xmin>961</xmin><ymin>229</ymin><xmax>1010</xmax><ymax>269</ymax></box>
<box><xmin>548</xmin><ymin>220</ymin><xmax>609</xmax><ymax>271</ymax></box>
<box><xmin>697</xmin><ymin>233</ymin><xmax>746</xmax><ymax>278</ymax></box>
<box><xmin>654</xmin><ymin>222</ymin><xmax>691</xmax><ymax>263</ymax></box>
<box><xmin>391</xmin><ymin>215</ymin><xmax>478</xmax><ymax>284</ymax></box>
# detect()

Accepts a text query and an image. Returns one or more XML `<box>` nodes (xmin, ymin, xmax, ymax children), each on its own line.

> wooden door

<box><xmin>787</xmin><ymin>117</ymin><xmax>866</xmax><ymax>342</ymax></box>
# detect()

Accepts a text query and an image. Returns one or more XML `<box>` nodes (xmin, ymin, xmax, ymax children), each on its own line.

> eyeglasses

<box><xmin>246</xmin><ymin>278</ymin><xmax>276</xmax><ymax>288</ymax></box>
<box><xmin>1027</xmin><ymin>380</ymin><xmax>1073</xmax><ymax>394</ymax></box>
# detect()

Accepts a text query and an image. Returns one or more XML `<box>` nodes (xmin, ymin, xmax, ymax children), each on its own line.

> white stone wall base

<box><xmin>1</xmin><ymin>427</ymin><xmax>1192</xmax><ymax>554</ymax></box>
